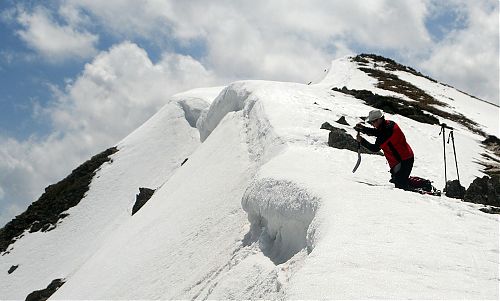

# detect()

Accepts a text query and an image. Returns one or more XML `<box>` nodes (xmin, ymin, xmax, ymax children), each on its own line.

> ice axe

<box><xmin>352</xmin><ymin>130</ymin><xmax>361</xmax><ymax>173</ymax></box>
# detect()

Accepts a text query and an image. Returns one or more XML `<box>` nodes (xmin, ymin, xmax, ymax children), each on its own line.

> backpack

<box><xmin>408</xmin><ymin>176</ymin><xmax>434</xmax><ymax>192</ymax></box>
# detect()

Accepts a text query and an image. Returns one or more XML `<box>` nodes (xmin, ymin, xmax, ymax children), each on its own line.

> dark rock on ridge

<box><xmin>8</xmin><ymin>264</ymin><xmax>18</xmax><ymax>274</ymax></box>
<box><xmin>320</xmin><ymin>122</ymin><xmax>381</xmax><ymax>155</ymax></box>
<box><xmin>444</xmin><ymin>180</ymin><xmax>466</xmax><ymax>199</ymax></box>
<box><xmin>25</xmin><ymin>278</ymin><xmax>65</xmax><ymax>301</ymax></box>
<box><xmin>464</xmin><ymin>175</ymin><xmax>500</xmax><ymax>208</ymax></box>
<box><xmin>480</xmin><ymin>135</ymin><xmax>500</xmax><ymax>177</ymax></box>
<box><xmin>132</xmin><ymin>187</ymin><xmax>156</xmax><ymax>216</ymax></box>
<box><xmin>336</xmin><ymin>116</ymin><xmax>349</xmax><ymax>126</ymax></box>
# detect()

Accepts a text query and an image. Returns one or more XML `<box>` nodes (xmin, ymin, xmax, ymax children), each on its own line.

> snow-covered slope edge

<box><xmin>0</xmin><ymin>86</ymin><xmax>223</xmax><ymax>299</ymax></box>
<box><xmin>53</xmin><ymin>77</ymin><xmax>498</xmax><ymax>299</ymax></box>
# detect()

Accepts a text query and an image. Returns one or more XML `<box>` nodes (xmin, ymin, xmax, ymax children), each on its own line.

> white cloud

<box><xmin>16</xmin><ymin>6</ymin><xmax>98</xmax><ymax>61</ymax></box>
<box><xmin>0</xmin><ymin>41</ymin><xmax>217</xmax><ymax>225</ymax></box>
<box><xmin>8</xmin><ymin>1</ymin><xmax>498</xmax><ymax>100</ymax></box>
<box><xmin>60</xmin><ymin>0</ymin><xmax>434</xmax><ymax>85</ymax></box>
<box><xmin>419</xmin><ymin>0</ymin><xmax>499</xmax><ymax>104</ymax></box>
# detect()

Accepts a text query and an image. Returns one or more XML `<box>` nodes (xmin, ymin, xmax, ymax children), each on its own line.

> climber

<box><xmin>355</xmin><ymin>109</ymin><xmax>414</xmax><ymax>190</ymax></box>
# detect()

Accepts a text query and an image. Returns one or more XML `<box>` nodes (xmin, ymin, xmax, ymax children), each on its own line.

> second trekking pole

<box><xmin>448</xmin><ymin>129</ymin><xmax>460</xmax><ymax>184</ymax></box>
<box><xmin>439</xmin><ymin>124</ymin><xmax>448</xmax><ymax>186</ymax></box>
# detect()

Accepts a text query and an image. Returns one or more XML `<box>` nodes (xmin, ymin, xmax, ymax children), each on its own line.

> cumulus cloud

<box><xmin>419</xmin><ymin>0</ymin><xmax>499</xmax><ymax>104</ymax></box>
<box><xmin>9</xmin><ymin>1</ymin><xmax>497</xmax><ymax>99</ymax></box>
<box><xmin>0</xmin><ymin>42</ymin><xmax>217</xmax><ymax>226</ymax></box>
<box><xmin>60</xmin><ymin>0</ymin><xmax>434</xmax><ymax>85</ymax></box>
<box><xmin>16</xmin><ymin>6</ymin><xmax>98</xmax><ymax>61</ymax></box>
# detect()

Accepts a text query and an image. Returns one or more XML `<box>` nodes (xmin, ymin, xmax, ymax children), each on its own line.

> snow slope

<box><xmin>0</xmin><ymin>86</ymin><xmax>223</xmax><ymax>299</ymax></box>
<box><xmin>1</xmin><ymin>57</ymin><xmax>498</xmax><ymax>299</ymax></box>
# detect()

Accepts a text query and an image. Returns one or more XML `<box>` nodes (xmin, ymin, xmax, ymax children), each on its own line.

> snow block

<box><xmin>241</xmin><ymin>178</ymin><xmax>319</xmax><ymax>264</ymax></box>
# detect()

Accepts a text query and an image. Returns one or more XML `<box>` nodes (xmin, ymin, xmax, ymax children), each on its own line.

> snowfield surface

<box><xmin>1</xmin><ymin>57</ymin><xmax>498</xmax><ymax>299</ymax></box>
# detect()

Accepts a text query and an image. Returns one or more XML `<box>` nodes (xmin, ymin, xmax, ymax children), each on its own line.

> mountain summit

<box><xmin>1</xmin><ymin>54</ymin><xmax>498</xmax><ymax>300</ymax></box>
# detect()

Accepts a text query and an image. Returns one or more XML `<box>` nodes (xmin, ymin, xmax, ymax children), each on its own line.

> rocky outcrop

<box><xmin>480</xmin><ymin>135</ymin><xmax>500</xmax><ymax>177</ymax></box>
<box><xmin>0</xmin><ymin>147</ymin><xmax>118</xmax><ymax>254</ymax></box>
<box><xmin>25</xmin><ymin>278</ymin><xmax>65</xmax><ymax>301</ymax></box>
<box><xmin>132</xmin><ymin>188</ymin><xmax>156</xmax><ymax>216</ymax></box>
<box><xmin>353</xmin><ymin>54</ymin><xmax>439</xmax><ymax>83</ymax></box>
<box><xmin>320</xmin><ymin>122</ymin><xmax>381</xmax><ymax>155</ymax></box>
<box><xmin>444</xmin><ymin>180</ymin><xmax>466</xmax><ymax>199</ymax></box>
<box><xmin>464</xmin><ymin>176</ymin><xmax>500</xmax><ymax>208</ymax></box>
<box><xmin>332</xmin><ymin>87</ymin><xmax>440</xmax><ymax>126</ymax></box>
<box><xmin>333</xmin><ymin>70</ymin><xmax>485</xmax><ymax>136</ymax></box>
<box><xmin>336</xmin><ymin>116</ymin><xmax>349</xmax><ymax>126</ymax></box>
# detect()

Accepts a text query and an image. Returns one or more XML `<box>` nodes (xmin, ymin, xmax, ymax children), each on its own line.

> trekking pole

<box><xmin>439</xmin><ymin>124</ymin><xmax>447</xmax><ymax>185</ymax></box>
<box><xmin>447</xmin><ymin>129</ymin><xmax>460</xmax><ymax>184</ymax></box>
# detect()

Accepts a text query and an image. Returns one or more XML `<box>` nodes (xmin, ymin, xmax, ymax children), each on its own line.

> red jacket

<box><xmin>360</xmin><ymin>120</ymin><xmax>414</xmax><ymax>169</ymax></box>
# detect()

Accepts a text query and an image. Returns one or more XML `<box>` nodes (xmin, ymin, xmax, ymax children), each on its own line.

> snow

<box><xmin>392</xmin><ymin>70</ymin><xmax>499</xmax><ymax>137</ymax></box>
<box><xmin>242</xmin><ymin>178</ymin><xmax>319</xmax><ymax>264</ymax></box>
<box><xmin>0</xmin><ymin>86</ymin><xmax>222</xmax><ymax>299</ymax></box>
<box><xmin>1</xmin><ymin>57</ymin><xmax>498</xmax><ymax>300</ymax></box>
<box><xmin>319</xmin><ymin>56</ymin><xmax>417</xmax><ymax>102</ymax></box>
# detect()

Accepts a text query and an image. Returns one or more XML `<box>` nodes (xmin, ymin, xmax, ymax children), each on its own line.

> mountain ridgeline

<box><xmin>1</xmin><ymin>54</ymin><xmax>498</xmax><ymax>300</ymax></box>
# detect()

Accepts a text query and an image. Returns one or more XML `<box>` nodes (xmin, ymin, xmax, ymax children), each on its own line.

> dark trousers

<box><xmin>390</xmin><ymin>157</ymin><xmax>414</xmax><ymax>190</ymax></box>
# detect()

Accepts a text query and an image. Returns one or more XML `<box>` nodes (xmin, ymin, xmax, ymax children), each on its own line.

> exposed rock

<box><xmin>313</xmin><ymin>102</ymin><xmax>331</xmax><ymax>111</ymax></box>
<box><xmin>333</xmin><ymin>68</ymin><xmax>485</xmax><ymax>136</ymax></box>
<box><xmin>480</xmin><ymin>136</ymin><xmax>500</xmax><ymax>177</ymax></box>
<box><xmin>464</xmin><ymin>176</ymin><xmax>500</xmax><ymax>207</ymax></box>
<box><xmin>479</xmin><ymin>207</ymin><xmax>500</xmax><ymax>214</ymax></box>
<box><xmin>353</xmin><ymin>54</ymin><xmax>439</xmax><ymax>83</ymax></box>
<box><xmin>132</xmin><ymin>188</ymin><xmax>156</xmax><ymax>216</ymax></box>
<box><xmin>359</xmin><ymin>67</ymin><xmax>446</xmax><ymax>107</ymax></box>
<box><xmin>320</xmin><ymin>122</ymin><xmax>380</xmax><ymax>155</ymax></box>
<box><xmin>483</xmin><ymin>135</ymin><xmax>500</xmax><ymax>152</ymax></box>
<box><xmin>320</xmin><ymin>122</ymin><xmax>335</xmax><ymax>131</ymax></box>
<box><xmin>25</xmin><ymin>278</ymin><xmax>65</xmax><ymax>301</ymax></box>
<box><xmin>332</xmin><ymin>87</ymin><xmax>440</xmax><ymax>126</ymax></box>
<box><xmin>0</xmin><ymin>147</ymin><xmax>119</xmax><ymax>254</ymax></box>
<box><xmin>336</xmin><ymin>116</ymin><xmax>349</xmax><ymax>126</ymax></box>
<box><xmin>8</xmin><ymin>264</ymin><xmax>18</xmax><ymax>274</ymax></box>
<box><xmin>444</xmin><ymin>180</ymin><xmax>466</xmax><ymax>199</ymax></box>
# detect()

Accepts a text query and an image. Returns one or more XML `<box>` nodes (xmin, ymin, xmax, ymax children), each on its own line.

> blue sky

<box><xmin>0</xmin><ymin>0</ymin><xmax>498</xmax><ymax>226</ymax></box>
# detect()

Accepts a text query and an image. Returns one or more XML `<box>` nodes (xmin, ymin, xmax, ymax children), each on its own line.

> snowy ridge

<box><xmin>197</xmin><ymin>82</ymin><xmax>255</xmax><ymax>141</ymax></box>
<box><xmin>0</xmin><ymin>87</ymin><xmax>222</xmax><ymax>299</ymax></box>
<box><xmin>1</xmin><ymin>56</ymin><xmax>498</xmax><ymax>300</ymax></box>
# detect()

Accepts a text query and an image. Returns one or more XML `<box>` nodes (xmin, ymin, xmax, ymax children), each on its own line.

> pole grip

<box><xmin>440</xmin><ymin>123</ymin><xmax>454</xmax><ymax>130</ymax></box>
